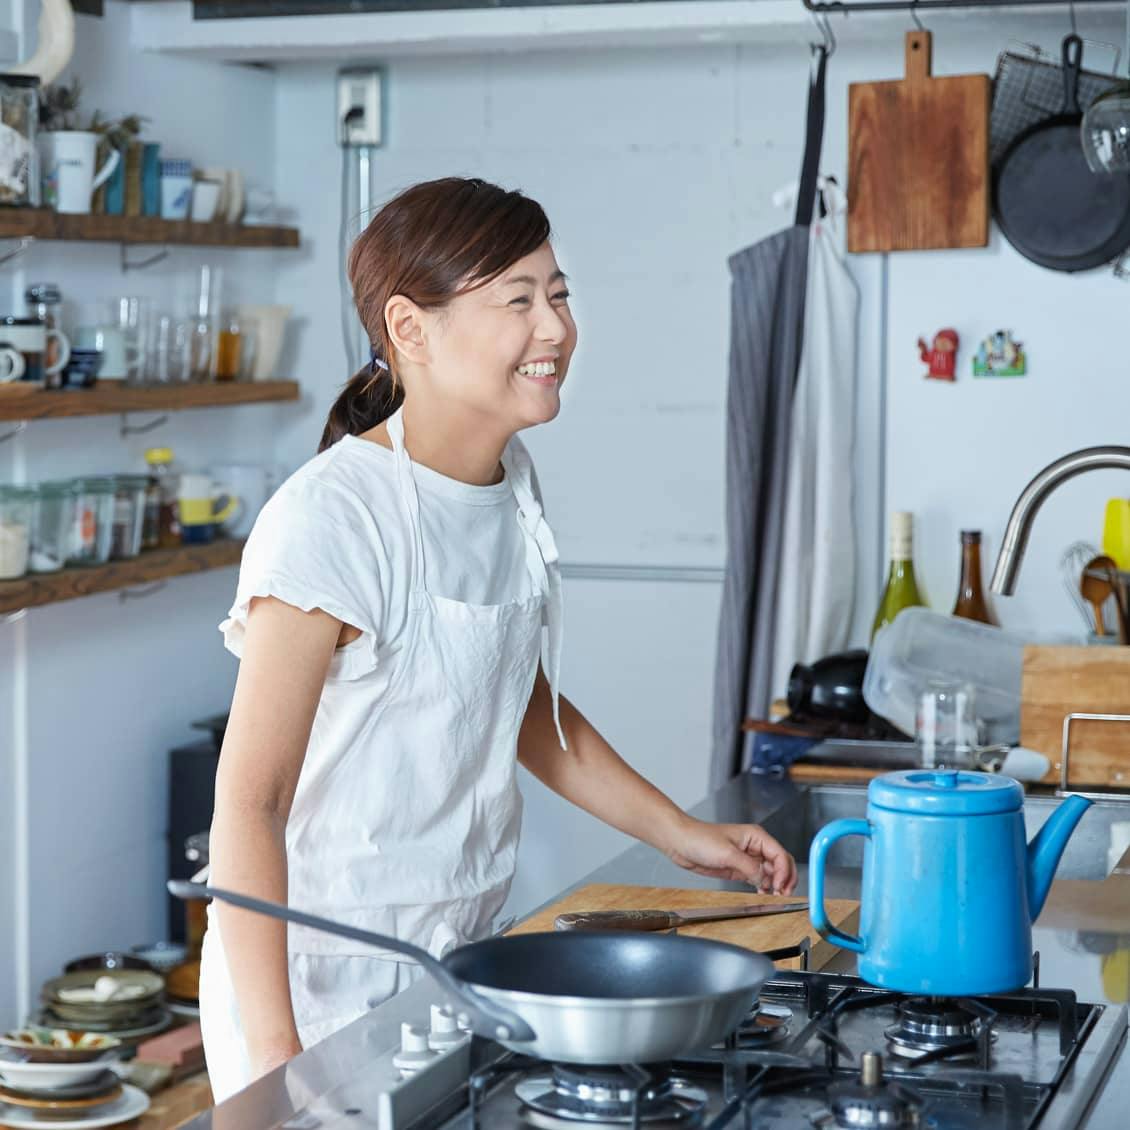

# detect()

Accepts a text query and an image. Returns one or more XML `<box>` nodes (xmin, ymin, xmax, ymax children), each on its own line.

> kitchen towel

<box><xmin>770</xmin><ymin>195</ymin><xmax>860</xmax><ymax>703</ymax></box>
<box><xmin>710</xmin><ymin>46</ymin><xmax>828</xmax><ymax>788</ymax></box>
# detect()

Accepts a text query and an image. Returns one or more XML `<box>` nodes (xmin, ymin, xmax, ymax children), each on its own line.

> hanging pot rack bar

<box><xmin>803</xmin><ymin>0</ymin><xmax>1122</xmax><ymax>14</ymax></box>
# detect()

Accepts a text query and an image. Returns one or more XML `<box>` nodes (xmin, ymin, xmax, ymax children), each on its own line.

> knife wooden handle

<box><xmin>554</xmin><ymin>909</ymin><xmax>679</xmax><ymax>931</ymax></box>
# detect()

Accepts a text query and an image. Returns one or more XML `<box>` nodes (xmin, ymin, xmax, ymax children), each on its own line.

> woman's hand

<box><xmin>664</xmin><ymin>817</ymin><xmax>798</xmax><ymax>895</ymax></box>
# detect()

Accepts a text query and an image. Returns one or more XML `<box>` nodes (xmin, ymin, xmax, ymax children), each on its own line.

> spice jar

<box><xmin>0</xmin><ymin>485</ymin><xmax>32</xmax><ymax>579</ymax></box>
<box><xmin>0</xmin><ymin>74</ymin><xmax>39</xmax><ymax>207</ymax></box>
<box><xmin>145</xmin><ymin>447</ymin><xmax>180</xmax><ymax>548</ymax></box>
<box><xmin>27</xmin><ymin>481</ymin><xmax>75</xmax><ymax>573</ymax></box>
<box><xmin>68</xmin><ymin>477</ymin><xmax>116</xmax><ymax>566</ymax></box>
<box><xmin>110</xmin><ymin>475</ymin><xmax>148</xmax><ymax>560</ymax></box>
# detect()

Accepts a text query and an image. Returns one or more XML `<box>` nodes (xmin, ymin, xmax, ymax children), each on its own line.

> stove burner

<box><xmin>515</xmin><ymin>1065</ymin><xmax>708</xmax><ymax>1125</ymax></box>
<box><xmin>826</xmin><ymin>1052</ymin><xmax>922</xmax><ymax>1128</ymax></box>
<box><xmin>735</xmin><ymin>1002</ymin><xmax>793</xmax><ymax>1046</ymax></box>
<box><xmin>884</xmin><ymin>997</ymin><xmax>991</xmax><ymax>1060</ymax></box>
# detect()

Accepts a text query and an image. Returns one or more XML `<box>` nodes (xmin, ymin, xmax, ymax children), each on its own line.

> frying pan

<box><xmin>994</xmin><ymin>34</ymin><xmax>1130</xmax><ymax>272</ymax></box>
<box><xmin>169</xmin><ymin>880</ymin><xmax>775</xmax><ymax>1065</ymax></box>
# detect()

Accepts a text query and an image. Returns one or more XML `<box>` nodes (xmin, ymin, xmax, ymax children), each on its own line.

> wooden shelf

<box><xmin>0</xmin><ymin>380</ymin><xmax>300</xmax><ymax>421</ymax></box>
<box><xmin>0</xmin><ymin>209</ymin><xmax>299</xmax><ymax>248</ymax></box>
<box><xmin>0</xmin><ymin>540</ymin><xmax>245</xmax><ymax>613</ymax></box>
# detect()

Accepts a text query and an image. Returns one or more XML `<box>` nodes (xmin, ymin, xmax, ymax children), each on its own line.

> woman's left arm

<box><xmin>517</xmin><ymin>669</ymin><xmax>797</xmax><ymax>895</ymax></box>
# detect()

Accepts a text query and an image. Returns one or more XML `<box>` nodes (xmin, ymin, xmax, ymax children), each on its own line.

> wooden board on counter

<box><xmin>134</xmin><ymin>1072</ymin><xmax>212</xmax><ymax>1129</ymax></box>
<box><xmin>1021</xmin><ymin>646</ymin><xmax>1130</xmax><ymax>789</ymax></box>
<box><xmin>510</xmin><ymin>884</ymin><xmax>858</xmax><ymax>972</ymax></box>
<box><xmin>848</xmin><ymin>31</ymin><xmax>989</xmax><ymax>252</ymax></box>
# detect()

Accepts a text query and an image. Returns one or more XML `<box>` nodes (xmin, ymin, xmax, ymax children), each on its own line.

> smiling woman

<box><xmin>200</xmin><ymin>175</ymin><xmax>796</xmax><ymax>1106</ymax></box>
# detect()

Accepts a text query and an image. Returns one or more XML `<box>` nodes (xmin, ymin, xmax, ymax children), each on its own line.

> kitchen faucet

<box><xmin>990</xmin><ymin>445</ymin><xmax>1130</xmax><ymax>594</ymax></box>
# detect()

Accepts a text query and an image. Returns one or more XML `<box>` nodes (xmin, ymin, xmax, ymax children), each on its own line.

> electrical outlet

<box><xmin>337</xmin><ymin>67</ymin><xmax>384</xmax><ymax>148</ymax></box>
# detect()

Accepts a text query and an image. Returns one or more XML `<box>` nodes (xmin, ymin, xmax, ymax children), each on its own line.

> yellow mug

<box><xmin>1103</xmin><ymin>499</ymin><xmax>1130</xmax><ymax>572</ymax></box>
<box><xmin>179</xmin><ymin>496</ymin><xmax>239</xmax><ymax>525</ymax></box>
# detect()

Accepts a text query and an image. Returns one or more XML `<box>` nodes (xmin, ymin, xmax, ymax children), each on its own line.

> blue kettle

<box><xmin>808</xmin><ymin>770</ymin><xmax>1092</xmax><ymax>995</ymax></box>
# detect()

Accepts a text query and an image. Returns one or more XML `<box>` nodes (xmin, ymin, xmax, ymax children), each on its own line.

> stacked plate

<box><xmin>38</xmin><ymin>971</ymin><xmax>171</xmax><ymax>1039</ymax></box>
<box><xmin>0</xmin><ymin>1031</ymin><xmax>149</xmax><ymax>1128</ymax></box>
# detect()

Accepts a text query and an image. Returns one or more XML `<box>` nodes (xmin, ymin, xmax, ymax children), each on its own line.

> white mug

<box><xmin>0</xmin><ymin>318</ymin><xmax>70</xmax><ymax>379</ymax></box>
<box><xmin>0</xmin><ymin>346</ymin><xmax>26</xmax><ymax>383</ymax></box>
<box><xmin>209</xmin><ymin>463</ymin><xmax>269</xmax><ymax>538</ymax></box>
<box><xmin>38</xmin><ymin>131</ymin><xmax>121</xmax><ymax>215</ymax></box>
<box><xmin>75</xmin><ymin>324</ymin><xmax>140</xmax><ymax>381</ymax></box>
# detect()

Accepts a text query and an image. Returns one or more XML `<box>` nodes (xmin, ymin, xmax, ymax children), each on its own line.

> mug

<box><xmin>178</xmin><ymin>474</ymin><xmax>239</xmax><ymax>544</ymax></box>
<box><xmin>209</xmin><ymin>463</ymin><xmax>268</xmax><ymax>538</ymax></box>
<box><xmin>74</xmin><ymin>324</ymin><xmax>140</xmax><ymax>381</ymax></box>
<box><xmin>0</xmin><ymin>317</ymin><xmax>70</xmax><ymax>383</ymax></box>
<box><xmin>38</xmin><ymin>131</ymin><xmax>121</xmax><ymax>215</ymax></box>
<box><xmin>0</xmin><ymin>346</ymin><xmax>27</xmax><ymax>383</ymax></box>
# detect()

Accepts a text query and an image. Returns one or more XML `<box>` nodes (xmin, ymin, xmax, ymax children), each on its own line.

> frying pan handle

<box><xmin>1062</xmin><ymin>34</ymin><xmax>1083</xmax><ymax>116</ymax></box>
<box><xmin>807</xmin><ymin>820</ymin><xmax>869</xmax><ymax>954</ymax></box>
<box><xmin>167</xmin><ymin>880</ymin><xmax>536</xmax><ymax>1043</ymax></box>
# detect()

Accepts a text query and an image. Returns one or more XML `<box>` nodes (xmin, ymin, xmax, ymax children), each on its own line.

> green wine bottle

<box><xmin>871</xmin><ymin>511</ymin><xmax>926</xmax><ymax>640</ymax></box>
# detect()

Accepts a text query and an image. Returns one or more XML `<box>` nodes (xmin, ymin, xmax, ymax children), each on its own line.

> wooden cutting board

<box><xmin>1020</xmin><ymin>646</ymin><xmax>1130</xmax><ymax>789</ymax></box>
<box><xmin>848</xmin><ymin>31</ymin><xmax>990</xmax><ymax>252</ymax></box>
<box><xmin>509</xmin><ymin>884</ymin><xmax>859</xmax><ymax>972</ymax></box>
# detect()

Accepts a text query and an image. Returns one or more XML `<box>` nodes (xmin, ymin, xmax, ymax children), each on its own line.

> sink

<box><xmin>762</xmin><ymin>785</ymin><xmax>1130</xmax><ymax>894</ymax></box>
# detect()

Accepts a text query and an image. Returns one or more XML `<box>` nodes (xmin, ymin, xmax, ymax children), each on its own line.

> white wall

<box><xmin>1</xmin><ymin>1</ymin><xmax>282</xmax><ymax>1024</ymax></box>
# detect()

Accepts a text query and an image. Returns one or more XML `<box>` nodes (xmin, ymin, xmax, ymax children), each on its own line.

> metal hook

<box><xmin>1068</xmin><ymin>0</ymin><xmax>1077</xmax><ymax>36</ymax></box>
<box><xmin>910</xmin><ymin>1</ymin><xmax>925</xmax><ymax>32</ymax></box>
<box><xmin>1</xmin><ymin>609</ymin><xmax>28</xmax><ymax>626</ymax></box>
<box><xmin>0</xmin><ymin>421</ymin><xmax>27</xmax><ymax>445</ymax></box>
<box><xmin>0</xmin><ymin>237</ymin><xmax>34</xmax><ymax>268</ymax></box>
<box><xmin>810</xmin><ymin>11</ymin><xmax>836</xmax><ymax>57</ymax></box>
<box><xmin>119</xmin><ymin>413</ymin><xmax>169</xmax><ymax>438</ymax></box>
<box><xmin>120</xmin><ymin>244</ymin><xmax>170</xmax><ymax>272</ymax></box>
<box><xmin>119</xmin><ymin>581</ymin><xmax>167</xmax><ymax>603</ymax></box>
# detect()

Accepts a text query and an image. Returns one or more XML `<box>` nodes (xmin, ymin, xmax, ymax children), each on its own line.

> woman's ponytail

<box><xmin>318</xmin><ymin>365</ymin><xmax>403</xmax><ymax>453</ymax></box>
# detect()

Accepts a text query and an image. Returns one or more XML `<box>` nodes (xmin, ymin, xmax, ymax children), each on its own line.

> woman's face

<box><xmin>421</xmin><ymin>241</ymin><xmax>577</xmax><ymax>432</ymax></box>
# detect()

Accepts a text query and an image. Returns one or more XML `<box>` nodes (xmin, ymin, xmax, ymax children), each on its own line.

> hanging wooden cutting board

<box><xmin>848</xmin><ymin>31</ymin><xmax>990</xmax><ymax>252</ymax></box>
<box><xmin>508</xmin><ymin>884</ymin><xmax>859</xmax><ymax>972</ymax></box>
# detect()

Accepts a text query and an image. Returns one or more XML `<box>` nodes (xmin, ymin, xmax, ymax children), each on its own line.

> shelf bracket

<box><xmin>119</xmin><ymin>413</ymin><xmax>169</xmax><ymax>438</ymax></box>
<box><xmin>0</xmin><ymin>236</ymin><xmax>35</xmax><ymax>267</ymax></box>
<box><xmin>1</xmin><ymin>609</ymin><xmax>28</xmax><ymax>625</ymax></box>
<box><xmin>119</xmin><ymin>581</ymin><xmax>167</xmax><ymax>602</ymax></box>
<box><xmin>0</xmin><ymin>421</ymin><xmax>27</xmax><ymax>445</ymax></box>
<box><xmin>120</xmin><ymin>243</ymin><xmax>170</xmax><ymax>272</ymax></box>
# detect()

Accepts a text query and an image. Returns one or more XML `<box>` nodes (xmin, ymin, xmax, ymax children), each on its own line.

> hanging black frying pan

<box><xmin>994</xmin><ymin>34</ymin><xmax>1130</xmax><ymax>272</ymax></box>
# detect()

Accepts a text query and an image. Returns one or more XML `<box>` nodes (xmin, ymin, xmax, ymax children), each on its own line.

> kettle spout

<box><xmin>1026</xmin><ymin>794</ymin><xmax>1092</xmax><ymax>919</ymax></box>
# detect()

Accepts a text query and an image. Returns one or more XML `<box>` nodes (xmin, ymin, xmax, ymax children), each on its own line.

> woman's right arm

<box><xmin>208</xmin><ymin>595</ymin><xmax>345</xmax><ymax>1080</ymax></box>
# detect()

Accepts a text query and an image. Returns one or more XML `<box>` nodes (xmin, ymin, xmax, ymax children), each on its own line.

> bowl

<box><xmin>0</xmin><ymin>1028</ymin><xmax>121</xmax><ymax>1064</ymax></box>
<box><xmin>0</xmin><ymin>1060</ymin><xmax>118</xmax><ymax>1090</ymax></box>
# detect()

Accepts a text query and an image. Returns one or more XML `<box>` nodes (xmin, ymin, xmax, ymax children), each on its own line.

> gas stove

<box><xmin>277</xmin><ymin>958</ymin><xmax>1127</xmax><ymax>1130</ymax></box>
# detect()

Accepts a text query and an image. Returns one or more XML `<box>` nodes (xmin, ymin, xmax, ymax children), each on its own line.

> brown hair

<box><xmin>319</xmin><ymin>177</ymin><xmax>552</xmax><ymax>452</ymax></box>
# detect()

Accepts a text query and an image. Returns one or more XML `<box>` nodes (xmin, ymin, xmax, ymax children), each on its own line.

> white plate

<box><xmin>0</xmin><ymin>1060</ymin><xmax>117</xmax><ymax>1089</ymax></box>
<box><xmin>0</xmin><ymin>1082</ymin><xmax>148</xmax><ymax>1128</ymax></box>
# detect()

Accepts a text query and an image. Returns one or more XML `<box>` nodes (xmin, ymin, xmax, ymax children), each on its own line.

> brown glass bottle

<box><xmin>952</xmin><ymin>530</ymin><xmax>997</xmax><ymax>625</ymax></box>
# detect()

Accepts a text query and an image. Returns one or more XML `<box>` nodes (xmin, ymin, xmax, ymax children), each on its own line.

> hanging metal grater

<box><xmin>991</xmin><ymin>38</ymin><xmax>1122</xmax><ymax>166</ymax></box>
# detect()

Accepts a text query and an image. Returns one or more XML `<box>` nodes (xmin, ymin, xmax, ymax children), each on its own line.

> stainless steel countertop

<box><xmin>183</xmin><ymin>773</ymin><xmax>1130</xmax><ymax>1129</ymax></box>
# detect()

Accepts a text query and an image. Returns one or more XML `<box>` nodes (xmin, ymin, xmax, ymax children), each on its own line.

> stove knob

<box><xmin>428</xmin><ymin>1004</ymin><xmax>465</xmax><ymax>1050</ymax></box>
<box><xmin>393</xmin><ymin>1022</ymin><xmax>437</xmax><ymax>1074</ymax></box>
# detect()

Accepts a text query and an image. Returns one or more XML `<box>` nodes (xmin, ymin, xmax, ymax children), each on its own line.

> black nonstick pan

<box><xmin>994</xmin><ymin>33</ymin><xmax>1130</xmax><ymax>272</ymax></box>
<box><xmin>170</xmin><ymin>880</ymin><xmax>776</xmax><ymax>1065</ymax></box>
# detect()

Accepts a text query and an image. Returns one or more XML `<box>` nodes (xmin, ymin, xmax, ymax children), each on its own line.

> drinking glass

<box><xmin>916</xmin><ymin>683</ymin><xmax>979</xmax><ymax>769</ymax></box>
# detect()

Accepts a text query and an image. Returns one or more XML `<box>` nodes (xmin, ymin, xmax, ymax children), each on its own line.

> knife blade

<box><xmin>554</xmin><ymin>901</ymin><xmax>809</xmax><ymax>932</ymax></box>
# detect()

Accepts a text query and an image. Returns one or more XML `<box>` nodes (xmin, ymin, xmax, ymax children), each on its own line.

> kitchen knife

<box><xmin>554</xmin><ymin>901</ymin><xmax>809</xmax><ymax>932</ymax></box>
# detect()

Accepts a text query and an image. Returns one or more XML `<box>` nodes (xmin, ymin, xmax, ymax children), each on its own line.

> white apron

<box><xmin>200</xmin><ymin>407</ymin><xmax>564</xmax><ymax>1102</ymax></box>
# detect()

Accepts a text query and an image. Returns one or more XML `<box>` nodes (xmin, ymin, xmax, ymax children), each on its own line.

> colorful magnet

<box><xmin>918</xmin><ymin>328</ymin><xmax>959</xmax><ymax>381</ymax></box>
<box><xmin>973</xmin><ymin>330</ymin><xmax>1026</xmax><ymax>378</ymax></box>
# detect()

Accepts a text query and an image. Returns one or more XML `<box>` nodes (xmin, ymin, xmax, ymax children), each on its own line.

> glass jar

<box><xmin>145</xmin><ymin>447</ymin><xmax>180</xmax><ymax>548</ymax></box>
<box><xmin>68</xmin><ymin>477</ymin><xmax>116</xmax><ymax>566</ymax></box>
<box><xmin>0</xmin><ymin>485</ymin><xmax>32</xmax><ymax>579</ymax></box>
<box><xmin>27</xmin><ymin>481</ymin><xmax>75</xmax><ymax>573</ymax></box>
<box><xmin>25</xmin><ymin>283</ymin><xmax>65</xmax><ymax>388</ymax></box>
<box><xmin>110</xmin><ymin>475</ymin><xmax>148</xmax><ymax>560</ymax></box>
<box><xmin>0</xmin><ymin>74</ymin><xmax>39</xmax><ymax>207</ymax></box>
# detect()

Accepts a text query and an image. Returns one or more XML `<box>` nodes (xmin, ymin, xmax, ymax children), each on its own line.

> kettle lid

<box><xmin>869</xmin><ymin>769</ymin><xmax>1023</xmax><ymax>815</ymax></box>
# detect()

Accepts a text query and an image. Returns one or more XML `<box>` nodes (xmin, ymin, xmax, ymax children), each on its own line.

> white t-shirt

<box><xmin>221</xmin><ymin>433</ymin><xmax>537</xmax><ymax>679</ymax></box>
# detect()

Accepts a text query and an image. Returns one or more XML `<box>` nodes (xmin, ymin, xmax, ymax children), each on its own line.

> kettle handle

<box><xmin>808</xmin><ymin>818</ymin><xmax>870</xmax><ymax>953</ymax></box>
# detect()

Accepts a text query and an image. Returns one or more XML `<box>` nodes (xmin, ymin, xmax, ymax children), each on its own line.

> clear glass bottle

<box><xmin>0</xmin><ymin>74</ymin><xmax>39</xmax><ymax>207</ymax></box>
<box><xmin>871</xmin><ymin>511</ymin><xmax>927</xmax><ymax>641</ymax></box>
<box><xmin>145</xmin><ymin>447</ymin><xmax>181</xmax><ymax>548</ymax></box>
<box><xmin>0</xmin><ymin>485</ymin><xmax>32</xmax><ymax>579</ymax></box>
